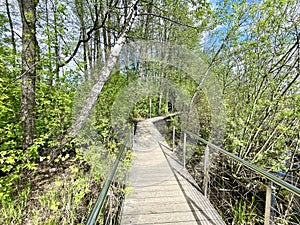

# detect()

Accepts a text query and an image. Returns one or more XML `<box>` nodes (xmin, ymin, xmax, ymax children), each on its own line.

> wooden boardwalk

<box><xmin>121</xmin><ymin>117</ymin><xmax>225</xmax><ymax>225</ymax></box>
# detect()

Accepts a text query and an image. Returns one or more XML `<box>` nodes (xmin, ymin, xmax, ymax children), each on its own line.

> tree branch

<box><xmin>58</xmin><ymin>5</ymin><xmax>109</xmax><ymax>68</ymax></box>
<box><xmin>137</xmin><ymin>13</ymin><xmax>197</xmax><ymax>29</ymax></box>
<box><xmin>49</xmin><ymin>0</ymin><xmax>140</xmax><ymax>162</ymax></box>
<box><xmin>269</xmin><ymin>36</ymin><xmax>299</xmax><ymax>74</ymax></box>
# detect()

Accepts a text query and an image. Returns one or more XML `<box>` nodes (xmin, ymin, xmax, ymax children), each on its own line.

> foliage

<box><xmin>35</xmin><ymin>81</ymin><xmax>76</xmax><ymax>151</ymax></box>
<box><xmin>232</xmin><ymin>196</ymin><xmax>259</xmax><ymax>225</ymax></box>
<box><xmin>1</xmin><ymin>0</ymin><xmax>299</xmax><ymax>223</ymax></box>
<box><xmin>208</xmin><ymin>0</ymin><xmax>300</xmax><ymax>169</ymax></box>
<box><xmin>0</xmin><ymin>184</ymin><xmax>31</xmax><ymax>225</ymax></box>
<box><xmin>0</xmin><ymin>15</ymin><xmax>22</xmax><ymax>200</ymax></box>
<box><xmin>95</xmin><ymin>71</ymin><xmax>128</xmax><ymax>151</ymax></box>
<box><xmin>199</xmin><ymin>0</ymin><xmax>300</xmax><ymax>223</ymax></box>
<box><xmin>0</xmin><ymin>0</ymin><xmax>208</xmax><ymax>223</ymax></box>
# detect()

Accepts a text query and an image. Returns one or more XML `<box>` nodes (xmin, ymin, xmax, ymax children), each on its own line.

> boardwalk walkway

<box><xmin>121</xmin><ymin>117</ymin><xmax>225</xmax><ymax>225</ymax></box>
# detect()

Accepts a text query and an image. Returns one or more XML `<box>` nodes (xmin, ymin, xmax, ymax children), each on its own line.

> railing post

<box><xmin>131</xmin><ymin>125</ymin><xmax>134</xmax><ymax>149</ymax></box>
<box><xmin>183</xmin><ymin>132</ymin><xmax>186</xmax><ymax>168</ymax></box>
<box><xmin>172</xmin><ymin>126</ymin><xmax>175</xmax><ymax>152</ymax></box>
<box><xmin>149</xmin><ymin>98</ymin><xmax>152</xmax><ymax>118</ymax></box>
<box><xmin>264</xmin><ymin>182</ymin><xmax>275</xmax><ymax>225</ymax></box>
<box><xmin>203</xmin><ymin>145</ymin><xmax>210</xmax><ymax>197</ymax></box>
<box><xmin>271</xmin><ymin>183</ymin><xmax>275</xmax><ymax>224</ymax></box>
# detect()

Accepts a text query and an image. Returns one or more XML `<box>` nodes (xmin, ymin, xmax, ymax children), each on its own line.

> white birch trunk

<box><xmin>51</xmin><ymin>1</ymin><xmax>139</xmax><ymax>158</ymax></box>
<box><xmin>69</xmin><ymin>0</ymin><xmax>138</xmax><ymax>137</ymax></box>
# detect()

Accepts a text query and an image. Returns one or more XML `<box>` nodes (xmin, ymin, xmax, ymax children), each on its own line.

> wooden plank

<box><xmin>122</xmin><ymin>210</ymin><xmax>224</xmax><ymax>224</ymax></box>
<box><xmin>121</xmin><ymin>118</ymin><xmax>225</xmax><ymax>225</ymax></box>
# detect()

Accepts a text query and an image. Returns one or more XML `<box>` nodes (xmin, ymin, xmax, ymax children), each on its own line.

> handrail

<box><xmin>183</xmin><ymin>129</ymin><xmax>300</xmax><ymax>197</ymax></box>
<box><xmin>86</xmin><ymin>133</ymin><xmax>130</xmax><ymax>225</ymax></box>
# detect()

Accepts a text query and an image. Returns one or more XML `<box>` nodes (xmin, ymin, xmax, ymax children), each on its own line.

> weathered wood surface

<box><xmin>121</xmin><ymin>118</ymin><xmax>225</xmax><ymax>225</ymax></box>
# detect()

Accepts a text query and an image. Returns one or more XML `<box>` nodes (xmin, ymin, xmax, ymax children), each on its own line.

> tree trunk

<box><xmin>83</xmin><ymin>27</ymin><xmax>89</xmax><ymax>80</ymax></box>
<box><xmin>107</xmin><ymin>13</ymin><xmax>112</xmax><ymax>55</ymax></box>
<box><xmin>50</xmin><ymin>0</ymin><xmax>139</xmax><ymax>160</ymax></box>
<box><xmin>102</xmin><ymin>11</ymin><xmax>108</xmax><ymax>62</ymax></box>
<box><xmin>94</xmin><ymin>14</ymin><xmax>101</xmax><ymax>64</ymax></box>
<box><xmin>45</xmin><ymin>0</ymin><xmax>53</xmax><ymax>86</ymax></box>
<box><xmin>75</xmin><ymin>0</ymin><xmax>90</xmax><ymax>80</ymax></box>
<box><xmin>69</xmin><ymin>2</ymin><xmax>138</xmax><ymax>136</ymax></box>
<box><xmin>53</xmin><ymin>3</ymin><xmax>60</xmax><ymax>82</ymax></box>
<box><xmin>5</xmin><ymin>0</ymin><xmax>17</xmax><ymax>66</ymax></box>
<box><xmin>18</xmin><ymin>0</ymin><xmax>38</xmax><ymax>151</ymax></box>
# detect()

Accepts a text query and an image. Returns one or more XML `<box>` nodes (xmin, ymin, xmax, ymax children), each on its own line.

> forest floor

<box><xmin>1</xmin><ymin>152</ymin><xmax>103</xmax><ymax>225</ymax></box>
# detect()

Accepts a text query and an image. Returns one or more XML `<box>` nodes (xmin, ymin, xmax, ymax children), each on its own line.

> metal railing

<box><xmin>182</xmin><ymin>130</ymin><xmax>300</xmax><ymax>198</ymax></box>
<box><xmin>86</xmin><ymin>132</ymin><xmax>131</xmax><ymax>225</ymax></box>
<box><xmin>168</xmin><ymin>124</ymin><xmax>300</xmax><ymax>224</ymax></box>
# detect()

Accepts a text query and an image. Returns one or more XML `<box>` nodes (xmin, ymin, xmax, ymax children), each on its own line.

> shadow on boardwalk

<box><xmin>121</xmin><ymin>117</ymin><xmax>225</xmax><ymax>225</ymax></box>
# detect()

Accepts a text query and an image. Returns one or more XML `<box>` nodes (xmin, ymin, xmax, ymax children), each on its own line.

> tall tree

<box><xmin>206</xmin><ymin>0</ymin><xmax>300</xmax><ymax>167</ymax></box>
<box><xmin>5</xmin><ymin>0</ymin><xmax>17</xmax><ymax>66</ymax></box>
<box><xmin>18</xmin><ymin>0</ymin><xmax>38</xmax><ymax>150</ymax></box>
<box><xmin>75</xmin><ymin>0</ymin><xmax>89</xmax><ymax>79</ymax></box>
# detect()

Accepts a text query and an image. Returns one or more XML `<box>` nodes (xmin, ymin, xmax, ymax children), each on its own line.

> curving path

<box><xmin>121</xmin><ymin>117</ymin><xmax>225</xmax><ymax>225</ymax></box>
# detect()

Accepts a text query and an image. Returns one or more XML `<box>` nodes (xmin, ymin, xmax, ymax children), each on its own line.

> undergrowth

<box><xmin>0</xmin><ymin>161</ymin><xmax>99</xmax><ymax>225</ymax></box>
<box><xmin>0</xmin><ymin>143</ymin><xmax>131</xmax><ymax>225</ymax></box>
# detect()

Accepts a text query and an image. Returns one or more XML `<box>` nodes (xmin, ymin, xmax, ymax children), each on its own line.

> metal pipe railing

<box><xmin>183</xmin><ymin>129</ymin><xmax>300</xmax><ymax>197</ymax></box>
<box><xmin>86</xmin><ymin>133</ymin><xmax>130</xmax><ymax>225</ymax></box>
<box><xmin>177</xmin><ymin>129</ymin><xmax>300</xmax><ymax>224</ymax></box>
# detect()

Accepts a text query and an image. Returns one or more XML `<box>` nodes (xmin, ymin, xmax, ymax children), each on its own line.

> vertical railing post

<box><xmin>183</xmin><ymin>132</ymin><xmax>186</xmax><ymax>168</ymax></box>
<box><xmin>203</xmin><ymin>145</ymin><xmax>210</xmax><ymax>197</ymax></box>
<box><xmin>172</xmin><ymin>126</ymin><xmax>175</xmax><ymax>152</ymax></box>
<box><xmin>149</xmin><ymin>98</ymin><xmax>152</xmax><ymax>118</ymax></box>
<box><xmin>270</xmin><ymin>183</ymin><xmax>275</xmax><ymax>224</ymax></box>
<box><xmin>264</xmin><ymin>182</ymin><xmax>275</xmax><ymax>225</ymax></box>
<box><xmin>165</xmin><ymin>91</ymin><xmax>169</xmax><ymax>113</ymax></box>
<box><xmin>131</xmin><ymin>125</ymin><xmax>134</xmax><ymax>149</ymax></box>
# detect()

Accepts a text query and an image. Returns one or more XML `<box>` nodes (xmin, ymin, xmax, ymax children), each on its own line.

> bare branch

<box><xmin>137</xmin><ymin>13</ymin><xmax>197</xmax><ymax>29</ymax></box>
<box><xmin>269</xmin><ymin>36</ymin><xmax>299</xmax><ymax>74</ymax></box>
<box><xmin>49</xmin><ymin>0</ymin><xmax>140</xmax><ymax>161</ymax></box>
<box><xmin>58</xmin><ymin>5</ymin><xmax>109</xmax><ymax>68</ymax></box>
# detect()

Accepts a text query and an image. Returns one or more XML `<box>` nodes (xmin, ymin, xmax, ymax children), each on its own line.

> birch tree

<box><xmin>50</xmin><ymin>0</ymin><xmax>139</xmax><ymax>158</ymax></box>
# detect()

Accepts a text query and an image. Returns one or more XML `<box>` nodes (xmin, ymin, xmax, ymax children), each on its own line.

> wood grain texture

<box><xmin>121</xmin><ymin>118</ymin><xmax>225</xmax><ymax>225</ymax></box>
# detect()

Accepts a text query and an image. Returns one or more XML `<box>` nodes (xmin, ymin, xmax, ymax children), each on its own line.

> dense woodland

<box><xmin>0</xmin><ymin>0</ymin><xmax>299</xmax><ymax>224</ymax></box>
